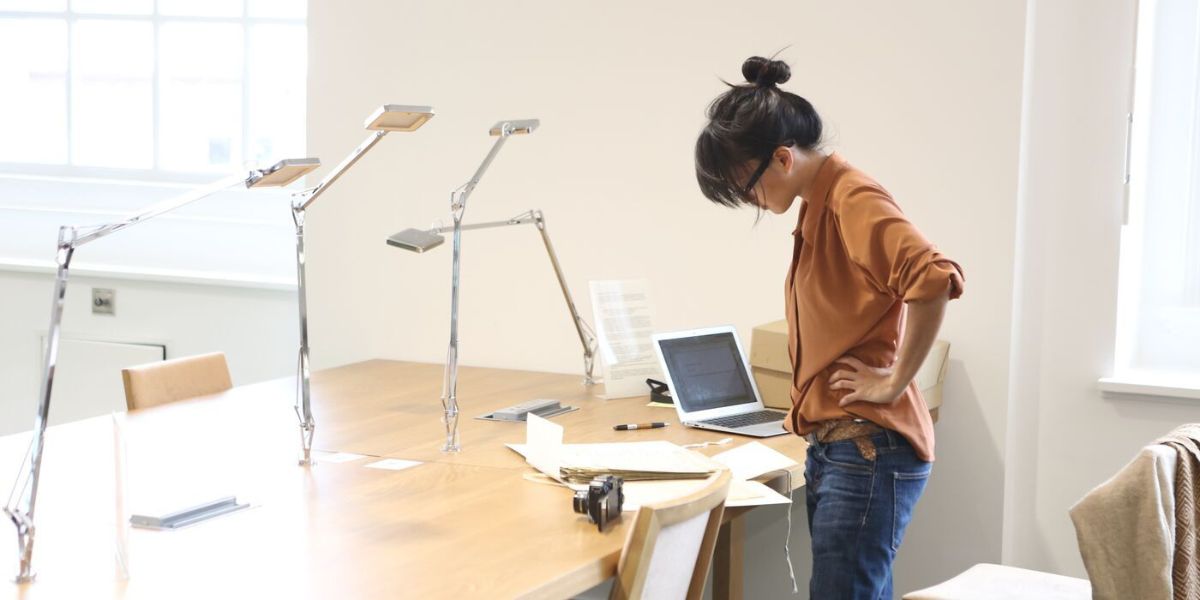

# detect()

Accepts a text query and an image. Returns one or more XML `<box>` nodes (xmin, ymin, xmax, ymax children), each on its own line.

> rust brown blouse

<box><xmin>783</xmin><ymin>153</ymin><xmax>964</xmax><ymax>462</ymax></box>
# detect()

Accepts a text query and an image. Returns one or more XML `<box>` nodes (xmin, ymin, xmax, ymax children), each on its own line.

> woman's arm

<box><xmin>830</xmin><ymin>292</ymin><xmax>949</xmax><ymax>406</ymax></box>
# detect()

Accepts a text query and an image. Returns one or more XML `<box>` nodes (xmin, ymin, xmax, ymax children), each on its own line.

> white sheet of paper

<box><xmin>589</xmin><ymin>279</ymin><xmax>663</xmax><ymax>399</ymax></box>
<box><xmin>726</xmin><ymin>479</ymin><xmax>792</xmax><ymax>507</ymax></box>
<box><xmin>525</xmin><ymin>414</ymin><xmax>564</xmax><ymax>480</ymax></box>
<box><xmin>579</xmin><ymin>475</ymin><xmax>789</xmax><ymax>510</ymax></box>
<box><xmin>508</xmin><ymin>440</ymin><xmax>721</xmax><ymax>475</ymax></box>
<box><xmin>313</xmin><ymin>451</ymin><xmax>368</xmax><ymax>464</ymax></box>
<box><xmin>364</xmin><ymin>458</ymin><xmax>422</xmax><ymax>471</ymax></box>
<box><xmin>712</xmin><ymin>441</ymin><xmax>799</xmax><ymax>481</ymax></box>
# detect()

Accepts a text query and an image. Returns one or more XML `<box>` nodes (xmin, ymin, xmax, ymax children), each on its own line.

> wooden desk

<box><xmin>1</xmin><ymin>360</ymin><xmax>806</xmax><ymax>599</ymax></box>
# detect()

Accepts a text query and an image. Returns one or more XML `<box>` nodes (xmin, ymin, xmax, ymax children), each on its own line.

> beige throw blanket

<box><xmin>1070</xmin><ymin>444</ymin><xmax>1176</xmax><ymax>600</ymax></box>
<box><xmin>1157</xmin><ymin>424</ymin><xmax>1200</xmax><ymax>600</ymax></box>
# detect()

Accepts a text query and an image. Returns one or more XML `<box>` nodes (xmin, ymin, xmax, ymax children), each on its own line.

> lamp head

<box><xmin>246</xmin><ymin>158</ymin><xmax>321</xmax><ymax>188</ymax></box>
<box><xmin>489</xmin><ymin>119</ymin><xmax>539</xmax><ymax>137</ymax></box>
<box><xmin>366</xmin><ymin>105</ymin><xmax>436</xmax><ymax>132</ymax></box>
<box><xmin>387</xmin><ymin>228</ymin><xmax>445</xmax><ymax>253</ymax></box>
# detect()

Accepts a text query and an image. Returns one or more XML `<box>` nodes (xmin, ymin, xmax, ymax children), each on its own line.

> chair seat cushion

<box><xmin>903</xmin><ymin>563</ymin><xmax>1091</xmax><ymax>600</ymax></box>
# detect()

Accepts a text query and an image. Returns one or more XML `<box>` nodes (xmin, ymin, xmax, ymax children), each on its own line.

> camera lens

<box><xmin>572</xmin><ymin>490</ymin><xmax>588</xmax><ymax>515</ymax></box>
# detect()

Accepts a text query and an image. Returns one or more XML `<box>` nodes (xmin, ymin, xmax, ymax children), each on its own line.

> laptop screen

<box><xmin>658</xmin><ymin>332</ymin><xmax>758</xmax><ymax>413</ymax></box>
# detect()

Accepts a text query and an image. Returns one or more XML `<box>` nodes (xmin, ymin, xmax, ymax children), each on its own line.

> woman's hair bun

<box><xmin>741</xmin><ymin>56</ymin><xmax>791</xmax><ymax>87</ymax></box>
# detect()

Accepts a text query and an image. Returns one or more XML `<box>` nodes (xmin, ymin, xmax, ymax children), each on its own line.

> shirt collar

<box><xmin>794</xmin><ymin>152</ymin><xmax>846</xmax><ymax>238</ymax></box>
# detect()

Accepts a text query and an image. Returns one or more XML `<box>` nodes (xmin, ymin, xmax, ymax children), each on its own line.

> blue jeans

<box><xmin>805</xmin><ymin>429</ymin><xmax>931</xmax><ymax>600</ymax></box>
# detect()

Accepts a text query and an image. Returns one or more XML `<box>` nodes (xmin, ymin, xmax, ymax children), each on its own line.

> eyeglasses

<box><xmin>739</xmin><ymin>153</ymin><xmax>774</xmax><ymax>203</ymax></box>
<box><xmin>738</xmin><ymin>140</ymin><xmax>794</xmax><ymax>204</ymax></box>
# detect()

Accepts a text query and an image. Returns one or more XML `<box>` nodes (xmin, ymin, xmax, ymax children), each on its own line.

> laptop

<box><xmin>652</xmin><ymin>326</ymin><xmax>788</xmax><ymax>438</ymax></box>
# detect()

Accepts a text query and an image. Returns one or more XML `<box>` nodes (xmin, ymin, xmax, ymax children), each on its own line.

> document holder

<box><xmin>477</xmin><ymin>398</ymin><xmax>578</xmax><ymax>422</ymax></box>
<box><xmin>131</xmin><ymin>496</ymin><xmax>249</xmax><ymax>530</ymax></box>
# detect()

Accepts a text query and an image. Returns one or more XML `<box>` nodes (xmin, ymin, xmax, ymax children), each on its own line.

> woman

<box><xmin>695</xmin><ymin>56</ymin><xmax>964</xmax><ymax>599</ymax></box>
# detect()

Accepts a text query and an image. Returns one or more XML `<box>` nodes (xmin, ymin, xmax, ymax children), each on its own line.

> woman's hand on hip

<box><xmin>830</xmin><ymin>356</ymin><xmax>906</xmax><ymax>407</ymax></box>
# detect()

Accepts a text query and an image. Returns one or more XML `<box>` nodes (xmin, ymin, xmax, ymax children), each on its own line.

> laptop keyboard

<box><xmin>699</xmin><ymin>410</ymin><xmax>785</xmax><ymax>429</ymax></box>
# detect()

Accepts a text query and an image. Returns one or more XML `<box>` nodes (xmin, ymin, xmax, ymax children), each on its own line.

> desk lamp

<box><xmin>384</xmin><ymin>119</ymin><xmax>550</xmax><ymax>453</ymax></box>
<box><xmin>4</xmin><ymin>158</ymin><xmax>320</xmax><ymax>584</ymax></box>
<box><xmin>386</xmin><ymin>208</ymin><xmax>598</xmax><ymax>383</ymax></box>
<box><xmin>288</xmin><ymin>105</ymin><xmax>434</xmax><ymax>466</ymax></box>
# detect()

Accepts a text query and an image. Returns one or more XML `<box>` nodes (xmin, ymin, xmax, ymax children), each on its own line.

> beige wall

<box><xmin>307</xmin><ymin>1</ymin><xmax>1026</xmax><ymax>592</ymax></box>
<box><xmin>1002</xmin><ymin>0</ymin><xmax>1200</xmax><ymax>576</ymax></box>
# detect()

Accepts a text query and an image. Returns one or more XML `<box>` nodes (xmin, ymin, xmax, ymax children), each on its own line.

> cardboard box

<box><xmin>748</xmin><ymin>319</ymin><xmax>949</xmax><ymax>419</ymax></box>
<box><xmin>914</xmin><ymin>340</ymin><xmax>950</xmax><ymax>413</ymax></box>
<box><xmin>751</xmin><ymin>365</ymin><xmax>794</xmax><ymax>410</ymax></box>
<box><xmin>749</xmin><ymin>320</ymin><xmax>794</xmax><ymax>410</ymax></box>
<box><xmin>749</xmin><ymin>319</ymin><xmax>791</xmax><ymax>373</ymax></box>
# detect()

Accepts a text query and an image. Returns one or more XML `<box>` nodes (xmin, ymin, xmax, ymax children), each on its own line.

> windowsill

<box><xmin>0</xmin><ymin>165</ymin><xmax>222</xmax><ymax>187</ymax></box>
<box><xmin>1099</xmin><ymin>373</ymin><xmax>1200</xmax><ymax>400</ymax></box>
<box><xmin>0</xmin><ymin>258</ymin><xmax>296</xmax><ymax>292</ymax></box>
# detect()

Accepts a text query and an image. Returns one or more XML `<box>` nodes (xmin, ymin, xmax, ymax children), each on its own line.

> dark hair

<box><xmin>695</xmin><ymin>56</ymin><xmax>823</xmax><ymax>208</ymax></box>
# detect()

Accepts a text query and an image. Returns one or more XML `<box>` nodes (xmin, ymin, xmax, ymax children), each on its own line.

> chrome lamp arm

<box><xmin>425</xmin><ymin>209</ymin><xmax>597</xmax><ymax>384</ymax></box>
<box><xmin>441</xmin><ymin>119</ymin><xmax>538</xmax><ymax>453</ymax></box>
<box><xmin>4</xmin><ymin>160</ymin><xmax>317</xmax><ymax>584</ymax></box>
<box><xmin>286</xmin><ymin>105</ymin><xmax>433</xmax><ymax>466</ymax></box>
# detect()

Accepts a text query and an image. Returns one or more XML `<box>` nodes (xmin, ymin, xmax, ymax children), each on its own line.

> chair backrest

<box><xmin>121</xmin><ymin>352</ymin><xmax>233</xmax><ymax>411</ymax></box>
<box><xmin>609</xmin><ymin>469</ymin><xmax>732</xmax><ymax>600</ymax></box>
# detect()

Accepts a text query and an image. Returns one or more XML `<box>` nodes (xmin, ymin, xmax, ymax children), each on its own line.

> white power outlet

<box><xmin>92</xmin><ymin>288</ymin><xmax>115</xmax><ymax>315</ymax></box>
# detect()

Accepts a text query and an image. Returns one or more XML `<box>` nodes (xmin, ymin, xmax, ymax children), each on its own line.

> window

<box><xmin>0</xmin><ymin>0</ymin><xmax>306</xmax><ymax>178</ymax></box>
<box><xmin>1111</xmin><ymin>0</ymin><xmax>1200</xmax><ymax>387</ymax></box>
<box><xmin>0</xmin><ymin>1</ymin><xmax>306</xmax><ymax>285</ymax></box>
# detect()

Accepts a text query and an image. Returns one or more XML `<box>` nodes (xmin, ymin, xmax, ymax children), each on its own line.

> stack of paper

<box><xmin>510</xmin><ymin>415</ymin><xmax>800</xmax><ymax>510</ymax></box>
<box><xmin>712</xmin><ymin>441</ymin><xmax>800</xmax><ymax>508</ymax></box>
<box><xmin>508</xmin><ymin>438</ymin><xmax>719</xmax><ymax>485</ymax></box>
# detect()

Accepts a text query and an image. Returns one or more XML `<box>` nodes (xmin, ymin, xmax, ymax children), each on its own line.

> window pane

<box><xmin>1119</xmin><ymin>0</ymin><xmax>1200</xmax><ymax>374</ymax></box>
<box><xmin>0</xmin><ymin>0</ymin><xmax>65</xmax><ymax>10</ymax></box>
<box><xmin>1136</xmin><ymin>0</ymin><xmax>1200</xmax><ymax>306</ymax></box>
<box><xmin>0</xmin><ymin>19</ymin><xmax>67</xmax><ymax>164</ymax></box>
<box><xmin>72</xmin><ymin>20</ymin><xmax>153</xmax><ymax>168</ymax></box>
<box><xmin>248</xmin><ymin>0</ymin><xmax>305</xmax><ymax>19</ymax></box>
<box><xmin>71</xmin><ymin>0</ymin><xmax>152</xmax><ymax>15</ymax></box>
<box><xmin>246</xmin><ymin>24</ymin><xmax>304</xmax><ymax>167</ymax></box>
<box><xmin>157</xmin><ymin>0</ymin><xmax>242</xmax><ymax>18</ymax></box>
<box><xmin>158</xmin><ymin>22</ymin><xmax>243</xmax><ymax>172</ymax></box>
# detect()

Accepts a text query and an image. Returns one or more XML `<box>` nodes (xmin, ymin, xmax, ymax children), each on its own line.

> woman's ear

<box><xmin>774</xmin><ymin>146</ymin><xmax>795</xmax><ymax>173</ymax></box>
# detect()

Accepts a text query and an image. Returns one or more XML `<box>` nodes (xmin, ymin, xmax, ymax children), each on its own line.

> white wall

<box><xmin>307</xmin><ymin>0</ymin><xmax>1026</xmax><ymax>593</ymax></box>
<box><xmin>1003</xmin><ymin>0</ymin><xmax>1200</xmax><ymax>576</ymax></box>
<box><xmin>0</xmin><ymin>173</ymin><xmax>302</xmax><ymax>436</ymax></box>
<box><xmin>0</xmin><ymin>270</ymin><xmax>297</xmax><ymax>436</ymax></box>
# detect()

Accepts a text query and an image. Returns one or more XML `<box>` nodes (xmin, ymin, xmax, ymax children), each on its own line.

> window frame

<box><xmin>0</xmin><ymin>2</ymin><xmax>306</xmax><ymax>183</ymax></box>
<box><xmin>1103</xmin><ymin>0</ymin><xmax>1200</xmax><ymax>399</ymax></box>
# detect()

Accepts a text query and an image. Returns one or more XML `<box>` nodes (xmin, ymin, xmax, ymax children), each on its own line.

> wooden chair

<box><xmin>608</xmin><ymin>469</ymin><xmax>733</xmax><ymax>600</ymax></box>
<box><xmin>121</xmin><ymin>352</ymin><xmax>233</xmax><ymax>411</ymax></box>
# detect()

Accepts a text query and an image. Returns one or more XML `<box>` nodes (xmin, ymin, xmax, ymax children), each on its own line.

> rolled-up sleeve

<box><xmin>835</xmin><ymin>186</ymin><xmax>965</xmax><ymax>302</ymax></box>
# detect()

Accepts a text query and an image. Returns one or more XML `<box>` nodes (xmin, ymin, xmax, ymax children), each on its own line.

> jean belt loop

<box><xmin>885</xmin><ymin>428</ymin><xmax>897</xmax><ymax>449</ymax></box>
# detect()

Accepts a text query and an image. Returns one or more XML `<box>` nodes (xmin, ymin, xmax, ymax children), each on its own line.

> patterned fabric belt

<box><xmin>814</xmin><ymin>420</ymin><xmax>885</xmax><ymax>461</ymax></box>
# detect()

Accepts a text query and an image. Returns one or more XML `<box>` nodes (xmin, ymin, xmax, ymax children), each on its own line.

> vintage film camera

<box><xmin>572</xmin><ymin>474</ymin><xmax>625</xmax><ymax>531</ymax></box>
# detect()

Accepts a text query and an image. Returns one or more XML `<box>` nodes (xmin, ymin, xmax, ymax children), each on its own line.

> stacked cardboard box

<box><xmin>748</xmin><ymin>319</ymin><xmax>948</xmax><ymax>422</ymax></box>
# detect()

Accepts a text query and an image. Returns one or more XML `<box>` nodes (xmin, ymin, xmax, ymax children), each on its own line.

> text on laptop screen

<box><xmin>659</xmin><ymin>332</ymin><xmax>758</xmax><ymax>413</ymax></box>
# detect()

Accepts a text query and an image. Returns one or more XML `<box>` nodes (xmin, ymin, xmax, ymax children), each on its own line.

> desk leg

<box><xmin>713</xmin><ymin>514</ymin><xmax>745</xmax><ymax>600</ymax></box>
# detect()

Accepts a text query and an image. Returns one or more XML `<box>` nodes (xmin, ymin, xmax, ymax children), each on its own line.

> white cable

<box><xmin>784</xmin><ymin>470</ymin><xmax>799</xmax><ymax>594</ymax></box>
<box><xmin>682</xmin><ymin>437</ymin><xmax>733</xmax><ymax>450</ymax></box>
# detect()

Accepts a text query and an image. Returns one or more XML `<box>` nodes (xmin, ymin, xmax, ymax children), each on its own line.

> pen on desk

<box><xmin>613</xmin><ymin>422</ymin><xmax>668</xmax><ymax>431</ymax></box>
